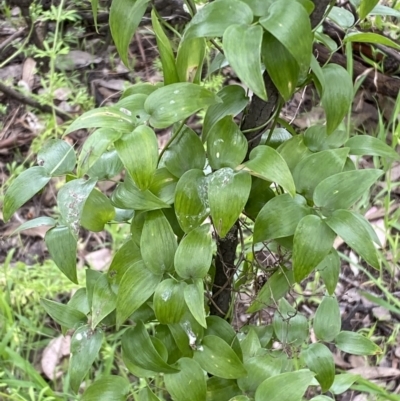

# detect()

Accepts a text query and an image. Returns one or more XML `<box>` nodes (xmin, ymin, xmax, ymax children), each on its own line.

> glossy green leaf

<box><xmin>194</xmin><ymin>336</ymin><xmax>247</xmax><ymax>379</ymax></box>
<box><xmin>176</xmin><ymin>36</ymin><xmax>206</xmax><ymax>84</ymax></box>
<box><xmin>155</xmin><ymin>324</ymin><xmax>182</xmax><ymax>365</ymax></box>
<box><xmin>154</xmin><ymin>279</ymin><xmax>186</xmax><ymax>324</ymax></box>
<box><xmin>114</xmin><ymin>93</ymin><xmax>150</xmax><ymax>125</ymax></box>
<box><xmin>115</xmin><ymin>126</ymin><xmax>158</xmax><ymax>190</ymax></box>
<box><xmin>244</xmin><ymin>177</ymin><xmax>275</xmax><ymax>220</ymax></box>
<box><xmin>205</xmin><ymin>316</ymin><xmax>240</xmax><ymax>354</ymax></box>
<box><xmin>137</xmin><ymin>387</ymin><xmax>162</xmax><ymax>401</ymax></box>
<box><xmin>329</xmin><ymin>373</ymin><xmax>358</xmax><ymax>395</ymax></box>
<box><xmin>184</xmin><ymin>0</ymin><xmax>253</xmax><ymax>40</ymax></box>
<box><xmin>68</xmin><ymin>288</ymin><xmax>90</xmax><ymax>315</ymax></box>
<box><xmin>255</xmin><ymin>370</ymin><xmax>315</xmax><ymax>401</ymax></box>
<box><xmin>293</xmin><ymin>148</ymin><xmax>349</xmax><ymax>200</ymax></box>
<box><xmin>224</xmin><ymin>24</ymin><xmax>267</xmax><ymax>100</ymax></box>
<box><xmin>11</xmin><ymin>216</ymin><xmax>56</xmax><ymax>235</ymax></box>
<box><xmin>162</xmin><ymin>125</ymin><xmax>206</xmax><ymax>178</ymax></box>
<box><xmin>122</xmin><ymin>321</ymin><xmax>179</xmax><ymax>373</ymax></box>
<box><xmin>261</xmin><ymin>128</ymin><xmax>292</xmax><ymax>149</ymax></box>
<box><xmin>37</xmin><ymin>139</ymin><xmax>76</xmax><ymax>176</ymax></box>
<box><xmin>239</xmin><ymin>0</ymin><xmax>273</xmax><ymax>16</ymax></box>
<box><xmin>316</xmin><ymin>250</ymin><xmax>340</xmax><ymax>295</ymax></box>
<box><xmin>358</xmin><ymin>0</ymin><xmax>380</xmax><ymax>19</ymax></box>
<box><xmin>328</xmin><ymin>6</ymin><xmax>355</xmax><ymax>28</ymax></box>
<box><xmin>302</xmin><ymin>343</ymin><xmax>335</xmax><ymax>392</ymax></box>
<box><xmin>207</xmin><ymin>116</ymin><xmax>247</xmax><ymax>170</ymax></box>
<box><xmin>321</xmin><ymin>64</ymin><xmax>353</xmax><ymax>134</ymax></box>
<box><xmin>335</xmin><ymin>331</ymin><xmax>382</xmax><ymax>355</ymax></box>
<box><xmin>184</xmin><ymin>279</ymin><xmax>207</xmax><ymax>328</ymax></box>
<box><xmin>69</xmin><ymin>325</ymin><xmax>103</xmax><ymax>393</ymax></box>
<box><xmin>87</xmin><ymin>149</ymin><xmax>124</xmax><ymax>180</ymax></box>
<box><xmin>165</xmin><ymin>358</ymin><xmax>207</xmax><ymax>401</ymax></box>
<box><xmin>122</xmin><ymin>83</ymin><xmax>162</xmax><ymax>98</ymax></box>
<box><xmin>40</xmin><ymin>298</ymin><xmax>86</xmax><ymax>329</ymax></box>
<box><xmin>174</xmin><ymin>169</ymin><xmax>209</xmax><ymax>233</ymax></box>
<box><xmin>260</xmin><ymin>0</ymin><xmax>312</xmax><ymax>73</ymax></box>
<box><xmin>303</xmin><ymin>125</ymin><xmax>349</xmax><ymax>152</ymax></box>
<box><xmin>110</xmin><ymin>0</ymin><xmax>150</xmax><ymax>65</ymax></box>
<box><xmin>243</xmin><ymin>145</ymin><xmax>295</xmax><ymax>196</ymax></box>
<box><xmin>208</xmin><ymin>169</ymin><xmax>251</xmax><ymax>238</ymax></box>
<box><xmin>65</xmin><ymin>107</ymin><xmax>136</xmax><ymax>134</ymax></box>
<box><xmin>45</xmin><ymin>226</ymin><xmax>78</xmax><ymax>283</ymax></box>
<box><xmin>3</xmin><ymin>167</ymin><xmax>50</xmax><ymax>222</ymax></box>
<box><xmin>77</xmin><ymin>128</ymin><xmax>122</xmax><ymax>177</ymax></box>
<box><xmin>247</xmin><ymin>267</ymin><xmax>294</xmax><ymax>313</ymax></box>
<box><xmin>206</xmin><ymin>377</ymin><xmax>241</xmax><ymax>401</ymax></box>
<box><xmin>116</xmin><ymin>261</ymin><xmax>162</xmax><ymax>327</ymax></box>
<box><xmin>148</xmin><ymin>168</ymin><xmax>178</xmax><ymax>204</ymax></box>
<box><xmin>175</xmin><ymin>224</ymin><xmax>212</xmax><ymax>279</ymax></box>
<box><xmin>313</xmin><ymin>169</ymin><xmax>383</xmax><ymax>212</ymax></box>
<box><xmin>81</xmin><ymin>189</ymin><xmax>115</xmax><ymax>232</ymax></box>
<box><xmin>262</xmin><ymin>32</ymin><xmax>299</xmax><ymax>101</ymax></box>
<box><xmin>240</xmin><ymin>328</ymin><xmax>261</xmax><ymax>360</ymax></box>
<box><xmin>144</xmin><ymin>83</ymin><xmax>220</xmax><ymax>129</ymax></box>
<box><xmin>141</xmin><ymin>210</ymin><xmax>177</xmax><ymax>274</ymax></box>
<box><xmin>345</xmin><ymin>32</ymin><xmax>400</xmax><ymax>50</ymax></box>
<box><xmin>81</xmin><ymin>375</ymin><xmax>130</xmax><ymax>401</ymax></box>
<box><xmin>313</xmin><ymin>296</ymin><xmax>341</xmax><ymax>342</ymax></box>
<box><xmin>91</xmin><ymin>274</ymin><xmax>116</xmax><ymax>329</ymax></box>
<box><xmin>293</xmin><ymin>215</ymin><xmax>336</xmax><ymax>282</ymax></box>
<box><xmin>86</xmin><ymin>270</ymin><xmax>102</xmax><ymax>310</ymax></box>
<box><xmin>254</xmin><ymin>194</ymin><xmax>309</xmax><ymax>243</ymax></box>
<box><xmin>277</xmin><ymin>135</ymin><xmax>312</xmax><ymax>172</ymax></box>
<box><xmin>202</xmin><ymin>85</ymin><xmax>249</xmax><ymax>141</ymax></box>
<box><xmin>345</xmin><ymin>135</ymin><xmax>400</xmax><ymax>160</ymax></box>
<box><xmin>151</xmin><ymin>9</ymin><xmax>178</xmax><ymax>85</ymax></box>
<box><xmin>326</xmin><ymin>209</ymin><xmax>379</xmax><ymax>268</ymax></box>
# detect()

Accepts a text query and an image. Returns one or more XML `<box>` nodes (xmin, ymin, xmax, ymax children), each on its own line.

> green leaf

<box><xmin>254</xmin><ymin>194</ymin><xmax>310</xmax><ymax>243</ymax></box>
<box><xmin>208</xmin><ymin>169</ymin><xmax>251</xmax><ymax>238</ymax></box>
<box><xmin>243</xmin><ymin>145</ymin><xmax>295</xmax><ymax>196</ymax></box>
<box><xmin>277</xmin><ymin>135</ymin><xmax>312</xmax><ymax>172</ymax></box>
<box><xmin>325</xmin><ymin>209</ymin><xmax>379</xmax><ymax>268</ymax></box>
<box><xmin>137</xmin><ymin>387</ymin><xmax>162</xmax><ymax>401</ymax></box>
<box><xmin>87</xmin><ymin>149</ymin><xmax>124</xmax><ymax>180</ymax></box>
<box><xmin>310</xmin><ymin>397</ymin><xmax>334</xmax><ymax>401</ymax></box>
<box><xmin>345</xmin><ymin>135</ymin><xmax>400</xmax><ymax>160</ymax></box>
<box><xmin>3</xmin><ymin>167</ymin><xmax>50</xmax><ymax>222</ymax></box>
<box><xmin>261</xmin><ymin>127</ymin><xmax>292</xmax><ymax>149</ymax></box>
<box><xmin>293</xmin><ymin>148</ymin><xmax>349</xmax><ymax>200</ymax></box>
<box><xmin>303</xmin><ymin>125</ymin><xmax>348</xmax><ymax>152</ymax></box>
<box><xmin>313</xmin><ymin>296</ymin><xmax>341</xmax><ymax>342</ymax></box>
<box><xmin>116</xmin><ymin>261</ymin><xmax>162</xmax><ymax>327</ymax></box>
<box><xmin>316</xmin><ymin>250</ymin><xmax>340</xmax><ymax>295</ymax></box>
<box><xmin>110</xmin><ymin>0</ymin><xmax>150</xmax><ymax>66</ymax></box>
<box><xmin>207</xmin><ymin>116</ymin><xmax>247</xmax><ymax>170</ymax></box>
<box><xmin>328</xmin><ymin>6</ymin><xmax>355</xmax><ymax>28</ymax></box>
<box><xmin>122</xmin><ymin>321</ymin><xmax>179</xmax><ymax>373</ymax></box>
<box><xmin>65</xmin><ymin>107</ymin><xmax>136</xmax><ymax>134</ymax></box>
<box><xmin>175</xmin><ymin>224</ymin><xmax>212</xmax><ymax>279</ymax></box>
<box><xmin>205</xmin><ymin>316</ymin><xmax>239</xmax><ymax>351</ymax></box>
<box><xmin>91</xmin><ymin>274</ymin><xmax>116</xmax><ymax>329</ymax></box>
<box><xmin>37</xmin><ymin>139</ymin><xmax>76</xmax><ymax>176</ymax></box>
<box><xmin>184</xmin><ymin>279</ymin><xmax>207</xmax><ymax>328</ymax></box>
<box><xmin>114</xmin><ymin>93</ymin><xmax>150</xmax><ymax>124</ymax></box>
<box><xmin>358</xmin><ymin>0</ymin><xmax>380</xmax><ymax>19</ymax></box>
<box><xmin>165</xmin><ymin>358</ymin><xmax>207</xmax><ymax>401</ymax></box>
<box><xmin>162</xmin><ymin>125</ymin><xmax>206</xmax><ymax>178</ymax></box>
<box><xmin>293</xmin><ymin>216</ymin><xmax>336</xmax><ymax>283</ymax></box>
<box><xmin>240</xmin><ymin>328</ymin><xmax>261</xmax><ymax>360</ymax></box>
<box><xmin>45</xmin><ymin>226</ymin><xmax>78</xmax><ymax>283</ymax></box>
<box><xmin>154</xmin><ymin>279</ymin><xmax>187</xmax><ymax>324</ymax></box>
<box><xmin>184</xmin><ymin>0</ymin><xmax>253</xmax><ymax>39</ymax></box>
<box><xmin>11</xmin><ymin>216</ymin><xmax>56</xmax><ymax>235</ymax></box>
<box><xmin>239</xmin><ymin>0</ymin><xmax>273</xmax><ymax>16</ymax></box>
<box><xmin>69</xmin><ymin>325</ymin><xmax>103</xmax><ymax>393</ymax></box>
<box><xmin>345</xmin><ymin>32</ymin><xmax>400</xmax><ymax>50</ymax></box>
<box><xmin>176</xmin><ymin>36</ymin><xmax>206</xmax><ymax>84</ymax></box>
<box><xmin>302</xmin><ymin>343</ymin><xmax>335</xmax><ymax>392</ymax></box>
<box><xmin>68</xmin><ymin>288</ymin><xmax>90</xmax><ymax>315</ymax></box>
<box><xmin>367</xmin><ymin>4</ymin><xmax>400</xmax><ymax>17</ymax></box>
<box><xmin>202</xmin><ymin>85</ymin><xmax>249</xmax><ymax>142</ymax></box>
<box><xmin>151</xmin><ymin>9</ymin><xmax>179</xmax><ymax>85</ymax></box>
<box><xmin>247</xmin><ymin>267</ymin><xmax>294</xmax><ymax>313</ymax></box>
<box><xmin>224</xmin><ymin>24</ymin><xmax>267</xmax><ymax>101</ymax></box>
<box><xmin>321</xmin><ymin>64</ymin><xmax>353</xmax><ymax>134</ymax></box>
<box><xmin>141</xmin><ymin>210</ymin><xmax>177</xmax><ymax>274</ymax></box>
<box><xmin>174</xmin><ymin>169</ymin><xmax>209</xmax><ymax>233</ymax></box>
<box><xmin>330</xmin><ymin>373</ymin><xmax>358</xmax><ymax>395</ymax></box>
<box><xmin>335</xmin><ymin>331</ymin><xmax>382</xmax><ymax>355</ymax></box>
<box><xmin>262</xmin><ymin>31</ymin><xmax>299</xmax><ymax>101</ymax></box>
<box><xmin>194</xmin><ymin>336</ymin><xmax>247</xmax><ymax>379</ymax></box>
<box><xmin>259</xmin><ymin>0</ymin><xmax>312</xmax><ymax>74</ymax></box>
<box><xmin>122</xmin><ymin>82</ymin><xmax>161</xmax><ymax>98</ymax></box>
<box><xmin>313</xmin><ymin>169</ymin><xmax>383</xmax><ymax>212</ymax></box>
<box><xmin>206</xmin><ymin>378</ymin><xmax>241</xmax><ymax>401</ymax></box>
<box><xmin>255</xmin><ymin>370</ymin><xmax>315</xmax><ymax>401</ymax></box>
<box><xmin>40</xmin><ymin>298</ymin><xmax>86</xmax><ymax>329</ymax></box>
<box><xmin>81</xmin><ymin>189</ymin><xmax>115</xmax><ymax>232</ymax></box>
<box><xmin>81</xmin><ymin>375</ymin><xmax>130</xmax><ymax>401</ymax></box>
<box><xmin>148</xmin><ymin>168</ymin><xmax>178</xmax><ymax>205</ymax></box>
<box><xmin>77</xmin><ymin>129</ymin><xmax>122</xmax><ymax>177</ymax></box>
<box><xmin>144</xmin><ymin>83</ymin><xmax>221</xmax><ymax>129</ymax></box>
<box><xmin>115</xmin><ymin>126</ymin><xmax>158</xmax><ymax>190</ymax></box>
<box><xmin>244</xmin><ymin>177</ymin><xmax>275</xmax><ymax>220</ymax></box>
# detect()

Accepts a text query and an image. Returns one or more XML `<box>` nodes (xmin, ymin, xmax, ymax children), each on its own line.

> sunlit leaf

<box><xmin>176</xmin><ymin>36</ymin><xmax>206</xmax><ymax>84</ymax></box>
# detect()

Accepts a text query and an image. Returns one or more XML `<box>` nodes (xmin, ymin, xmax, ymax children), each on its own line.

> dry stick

<box><xmin>0</xmin><ymin>28</ymin><xmax>27</xmax><ymax>52</ymax></box>
<box><xmin>210</xmin><ymin>0</ymin><xmax>333</xmax><ymax>320</ymax></box>
<box><xmin>0</xmin><ymin>81</ymin><xmax>72</xmax><ymax>121</ymax></box>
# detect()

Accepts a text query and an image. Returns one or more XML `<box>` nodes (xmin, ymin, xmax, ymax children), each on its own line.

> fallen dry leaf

<box><xmin>348</xmin><ymin>366</ymin><xmax>400</xmax><ymax>380</ymax></box>
<box><xmin>41</xmin><ymin>335</ymin><xmax>71</xmax><ymax>380</ymax></box>
<box><xmin>84</xmin><ymin>248</ymin><xmax>112</xmax><ymax>271</ymax></box>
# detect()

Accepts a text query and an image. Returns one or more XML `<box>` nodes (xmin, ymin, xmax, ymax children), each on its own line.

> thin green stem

<box><xmin>157</xmin><ymin>120</ymin><xmax>186</xmax><ymax>164</ymax></box>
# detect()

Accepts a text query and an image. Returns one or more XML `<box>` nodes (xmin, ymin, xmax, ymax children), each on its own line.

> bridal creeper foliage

<box><xmin>3</xmin><ymin>0</ymin><xmax>400</xmax><ymax>399</ymax></box>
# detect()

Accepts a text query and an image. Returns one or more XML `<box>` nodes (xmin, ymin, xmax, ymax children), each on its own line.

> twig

<box><xmin>0</xmin><ymin>28</ymin><xmax>27</xmax><ymax>52</ymax></box>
